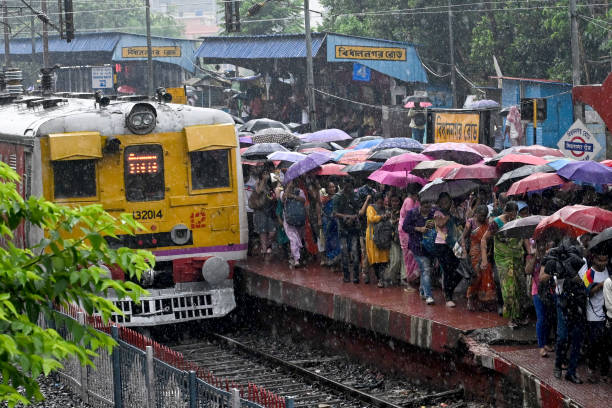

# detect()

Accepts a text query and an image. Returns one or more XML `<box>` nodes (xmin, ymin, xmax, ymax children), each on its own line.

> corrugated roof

<box><xmin>195</xmin><ymin>33</ymin><xmax>327</xmax><ymax>60</ymax></box>
<box><xmin>490</xmin><ymin>76</ymin><xmax>571</xmax><ymax>86</ymax></box>
<box><xmin>0</xmin><ymin>33</ymin><xmax>121</xmax><ymax>55</ymax></box>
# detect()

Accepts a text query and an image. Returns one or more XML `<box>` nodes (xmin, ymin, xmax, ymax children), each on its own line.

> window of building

<box><xmin>53</xmin><ymin>159</ymin><xmax>97</xmax><ymax>199</ymax></box>
<box><xmin>124</xmin><ymin>145</ymin><xmax>165</xmax><ymax>202</ymax></box>
<box><xmin>190</xmin><ymin>149</ymin><xmax>230</xmax><ymax>190</ymax></box>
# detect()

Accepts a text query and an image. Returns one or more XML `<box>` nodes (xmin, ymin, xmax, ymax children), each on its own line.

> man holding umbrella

<box><xmin>408</xmin><ymin>101</ymin><xmax>426</xmax><ymax>143</ymax></box>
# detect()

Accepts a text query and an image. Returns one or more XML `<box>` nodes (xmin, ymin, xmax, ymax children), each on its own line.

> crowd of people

<box><xmin>244</xmin><ymin>161</ymin><xmax>612</xmax><ymax>385</ymax></box>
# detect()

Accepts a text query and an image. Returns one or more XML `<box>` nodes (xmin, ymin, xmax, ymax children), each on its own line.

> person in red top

<box><xmin>250</xmin><ymin>95</ymin><xmax>263</xmax><ymax>119</ymax></box>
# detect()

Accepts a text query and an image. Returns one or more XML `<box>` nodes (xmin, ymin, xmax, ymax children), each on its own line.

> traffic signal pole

<box><xmin>145</xmin><ymin>0</ymin><xmax>153</xmax><ymax>96</ymax></box>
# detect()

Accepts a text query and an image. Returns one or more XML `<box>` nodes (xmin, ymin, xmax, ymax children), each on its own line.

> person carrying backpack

<box><xmin>408</xmin><ymin>101</ymin><xmax>426</xmax><ymax>143</ymax></box>
<box><xmin>366</xmin><ymin>193</ymin><xmax>391</xmax><ymax>287</ymax></box>
<box><xmin>281</xmin><ymin>181</ymin><xmax>307</xmax><ymax>268</ymax></box>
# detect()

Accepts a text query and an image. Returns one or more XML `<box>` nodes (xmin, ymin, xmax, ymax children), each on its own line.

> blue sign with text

<box><xmin>352</xmin><ymin>63</ymin><xmax>371</xmax><ymax>82</ymax></box>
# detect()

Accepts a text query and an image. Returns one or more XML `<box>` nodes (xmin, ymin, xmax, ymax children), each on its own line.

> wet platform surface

<box><xmin>236</xmin><ymin>258</ymin><xmax>609</xmax><ymax>407</ymax></box>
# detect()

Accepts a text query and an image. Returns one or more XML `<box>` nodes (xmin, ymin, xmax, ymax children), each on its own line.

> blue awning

<box><xmin>0</xmin><ymin>33</ymin><xmax>121</xmax><ymax>54</ymax></box>
<box><xmin>194</xmin><ymin>33</ymin><xmax>327</xmax><ymax>60</ymax></box>
<box><xmin>326</xmin><ymin>34</ymin><xmax>428</xmax><ymax>84</ymax></box>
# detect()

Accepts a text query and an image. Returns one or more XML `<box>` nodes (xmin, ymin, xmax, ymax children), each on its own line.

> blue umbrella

<box><xmin>370</xmin><ymin>137</ymin><xmax>424</xmax><ymax>153</ymax></box>
<box><xmin>284</xmin><ymin>153</ymin><xmax>332</xmax><ymax>185</ymax></box>
<box><xmin>547</xmin><ymin>159</ymin><xmax>575</xmax><ymax>171</ymax></box>
<box><xmin>557</xmin><ymin>160</ymin><xmax>612</xmax><ymax>186</ymax></box>
<box><xmin>351</xmin><ymin>139</ymin><xmax>383</xmax><ymax>150</ymax></box>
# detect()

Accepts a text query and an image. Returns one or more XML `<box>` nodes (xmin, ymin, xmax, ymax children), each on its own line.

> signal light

<box><xmin>224</xmin><ymin>0</ymin><xmax>241</xmax><ymax>33</ymax></box>
<box><xmin>64</xmin><ymin>0</ymin><xmax>75</xmax><ymax>42</ymax></box>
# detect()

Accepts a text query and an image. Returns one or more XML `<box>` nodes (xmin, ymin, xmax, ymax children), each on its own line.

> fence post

<box><xmin>77</xmin><ymin>312</ymin><xmax>89</xmax><ymax>404</ymax></box>
<box><xmin>111</xmin><ymin>326</ymin><xmax>123</xmax><ymax>408</ymax></box>
<box><xmin>230</xmin><ymin>388</ymin><xmax>240</xmax><ymax>408</ymax></box>
<box><xmin>189</xmin><ymin>370</ymin><xmax>197</xmax><ymax>408</ymax></box>
<box><xmin>145</xmin><ymin>346</ymin><xmax>155</xmax><ymax>408</ymax></box>
<box><xmin>285</xmin><ymin>397</ymin><xmax>294</xmax><ymax>408</ymax></box>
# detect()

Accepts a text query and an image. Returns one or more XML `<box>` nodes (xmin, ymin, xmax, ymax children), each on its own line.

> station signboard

<box><xmin>434</xmin><ymin>112</ymin><xmax>480</xmax><ymax>143</ymax></box>
<box><xmin>557</xmin><ymin>119</ymin><xmax>602</xmax><ymax>160</ymax></box>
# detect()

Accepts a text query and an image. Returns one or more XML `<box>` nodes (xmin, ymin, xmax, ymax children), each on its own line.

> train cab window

<box><xmin>190</xmin><ymin>149</ymin><xmax>230</xmax><ymax>190</ymax></box>
<box><xmin>53</xmin><ymin>159</ymin><xmax>96</xmax><ymax>199</ymax></box>
<box><xmin>124</xmin><ymin>145</ymin><xmax>165</xmax><ymax>202</ymax></box>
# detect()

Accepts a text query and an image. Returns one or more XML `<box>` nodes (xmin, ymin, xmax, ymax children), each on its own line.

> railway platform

<box><xmin>235</xmin><ymin>258</ymin><xmax>611</xmax><ymax>408</ymax></box>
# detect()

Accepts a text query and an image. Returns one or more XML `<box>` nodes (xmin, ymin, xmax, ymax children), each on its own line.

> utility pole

<box><xmin>2</xmin><ymin>0</ymin><xmax>9</xmax><ymax>67</ymax></box>
<box><xmin>447</xmin><ymin>0</ymin><xmax>457</xmax><ymax>108</ymax></box>
<box><xmin>145</xmin><ymin>0</ymin><xmax>153</xmax><ymax>96</ymax></box>
<box><xmin>569</xmin><ymin>0</ymin><xmax>580</xmax><ymax>86</ymax></box>
<box><xmin>304</xmin><ymin>0</ymin><xmax>316</xmax><ymax>131</ymax></box>
<box><xmin>41</xmin><ymin>0</ymin><xmax>49</xmax><ymax>67</ymax></box>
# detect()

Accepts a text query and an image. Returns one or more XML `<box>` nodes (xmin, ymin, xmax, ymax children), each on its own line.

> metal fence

<box><xmin>46</xmin><ymin>310</ymin><xmax>290</xmax><ymax>408</ymax></box>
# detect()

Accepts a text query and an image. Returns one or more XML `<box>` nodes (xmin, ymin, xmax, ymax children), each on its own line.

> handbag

<box><xmin>457</xmin><ymin>257</ymin><xmax>474</xmax><ymax>281</ymax></box>
<box><xmin>421</xmin><ymin>227</ymin><xmax>437</xmax><ymax>254</ymax></box>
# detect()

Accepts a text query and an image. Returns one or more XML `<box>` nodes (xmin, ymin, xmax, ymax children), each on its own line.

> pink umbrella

<box><xmin>496</xmin><ymin>153</ymin><xmax>548</xmax><ymax>171</ymax></box>
<box><xmin>506</xmin><ymin>172</ymin><xmax>566</xmax><ymax>196</ymax></box>
<box><xmin>429</xmin><ymin>163</ymin><xmax>464</xmax><ymax>181</ymax></box>
<box><xmin>299</xmin><ymin>147</ymin><xmax>333</xmax><ymax>155</ymax></box>
<box><xmin>315</xmin><ymin>163</ymin><xmax>348</xmax><ymax>176</ymax></box>
<box><xmin>466</xmin><ymin>143</ymin><xmax>496</xmax><ymax>158</ymax></box>
<box><xmin>368</xmin><ymin>170</ymin><xmax>427</xmax><ymax>188</ymax></box>
<box><xmin>534</xmin><ymin>205</ymin><xmax>612</xmax><ymax>239</ymax></box>
<box><xmin>404</xmin><ymin>101</ymin><xmax>433</xmax><ymax>108</ymax></box>
<box><xmin>335</xmin><ymin>149</ymin><xmax>371</xmax><ymax>165</ymax></box>
<box><xmin>380</xmin><ymin>152</ymin><xmax>431</xmax><ymax>172</ymax></box>
<box><xmin>601</xmin><ymin>160</ymin><xmax>612</xmax><ymax>168</ymax></box>
<box><xmin>514</xmin><ymin>145</ymin><xmax>565</xmax><ymax>158</ymax></box>
<box><xmin>422</xmin><ymin>142</ymin><xmax>483</xmax><ymax>165</ymax></box>
<box><xmin>444</xmin><ymin>163</ymin><xmax>498</xmax><ymax>182</ymax></box>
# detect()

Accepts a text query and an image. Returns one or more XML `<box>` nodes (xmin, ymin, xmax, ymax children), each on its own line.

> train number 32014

<box><xmin>132</xmin><ymin>210</ymin><xmax>163</xmax><ymax>220</ymax></box>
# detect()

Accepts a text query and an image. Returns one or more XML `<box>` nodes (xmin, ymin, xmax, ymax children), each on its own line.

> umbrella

<box><xmin>267</xmin><ymin>151</ymin><xmax>306</xmax><ymax>162</ymax></box>
<box><xmin>347</xmin><ymin>136</ymin><xmax>383</xmax><ymax>148</ymax></box>
<box><xmin>241</xmin><ymin>143</ymin><xmax>288</xmax><ymax>161</ymax></box>
<box><xmin>367</xmin><ymin>148</ymin><xmax>408</xmax><ymax>162</ymax></box>
<box><xmin>342</xmin><ymin>161</ymin><xmax>383</xmax><ymax>175</ymax></box>
<box><xmin>299</xmin><ymin>147</ymin><xmax>333</xmax><ymax>155</ymax></box>
<box><xmin>422</xmin><ymin>143</ymin><xmax>483</xmax><ymax>165</ymax></box>
<box><xmin>239</xmin><ymin>136</ymin><xmax>253</xmax><ymax>146</ymax></box>
<box><xmin>419</xmin><ymin>178</ymin><xmax>480</xmax><ymax>202</ymax></box>
<box><xmin>467</xmin><ymin>144</ymin><xmax>496</xmax><ymax>158</ymax></box>
<box><xmin>547</xmin><ymin>158</ymin><xmax>575</xmax><ymax>171</ymax></box>
<box><xmin>467</xmin><ymin>99</ymin><xmax>500</xmax><ymax>110</ymax></box>
<box><xmin>601</xmin><ymin>160</ymin><xmax>612</xmax><ymax>168</ymax></box>
<box><xmin>315</xmin><ymin>163</ymin><xmax>349</xmax><ymax>176</ymax></box>
<box><xmin>534</xmin><ymin>205</ymin><xmax>612</xmax><ymax>239</ymax></box>
<box><xmin>443</xmin><ymin>163</ymin><xmax>498</xmax><ymax>182</ymax></box>
<box><xmin>370</xmin><ymin>137</ymin><xmax>424</xmax><ymax>153</ymax></box>
<box><xmin>496</xmin><ymin>153</ymin><xmax>548</xmax><ymax>171</ymax></box>
<box><xmin>411</xmin><ymin>159</ymin><xmax>458</xmax><ymax>178</ymax></box>
<box><xmin>368</xmin><ymin>170</ymin><xmax>427</xmax><ymax>188</ymax></box>
<box><xmin>240</xmin><ymin>118</ymin><xmax>289</xmax><ymax>133</ymax></box>
<box><xmin>380</xmin><ymin>152</ymin><xmax>431</xmax><ymax>172</ymax></box>
<box><xmin>514</xmin><ymin>145</ymin><xmax>565</xmax><ymax>158</ymax></box>
<box><xmin>117</xmin><ymin>85</ymin><xmax>136</xmax><ymax>94</ymax></box>
<box><xmin>495</xmin><ymin>165</ymin><xmax>554</xmax><ymax>192</ymax></box>
<box><xmin>350</xmin><ymin>139</ymin><xmax>383</xmax><ymax>150</ymax></box>
<box><xmin>557</xmin><ymin>160</ymin><xmax>612</xmax><ymax>186</ymax></box>
<box><xmin>303</xmin><ymin>128</ymin><xmax>352</xmax><ymax>143</ymax></box>
<box><xmin>298</xmin><ymin>142</ymin><xmax>332</xmax><ymax>150</ymax></box>
<box><xmin>497</xmin><ymin>215</ymin><xmax>547</xmax><ymax>239</ymax></box>
<box><xmin>252</xmin><ymin>128</ymin><xmax>302</xmax><ymax>149</ymax></box>
<box><xmin>403</xmin><ymin>94</ymin><xmax>432</xmax><ymax>108</ymax></box>
<box><xmin>334</xmin><ymin>150</ymin><xmax>372</xmax><ymax>165</ymax></box>
<box><xmin>429</xmin><ymin>163</ymin><xmax>464</xmax><ymax>181</ymax></box>
<box><xmin>588</xmin><ymin>227</ymin><xmax>612</xmax><ymax>252</ymax></box>
<box><xmin>330</xmin><ymin>142</ymin><xmax>344</xmax><ymax>150</ymax></box>
<box><xmin>284</xmin><ymin>153</ymin><xmax>332</xmax><ymax>185</ymax></box>
<box><xmin>404</xmin><ymin>101</ymin><xmax>433</xmax><ymax>108</ymax></box>
<box><xmin>506</xmin><ymin>172</ymin><xmax>566</xmax><ymax>196</ymax></box>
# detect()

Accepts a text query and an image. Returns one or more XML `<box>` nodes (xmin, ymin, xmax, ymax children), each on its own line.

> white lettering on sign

<box><xmin>557</xmin><ymin>119</ymin><xmax>602</xmax><ymax>161</ymax></box>
<box><xmin>91</xmin><ymin>66</ymin><xmax>113</xmax><ymax>89</ymax></box>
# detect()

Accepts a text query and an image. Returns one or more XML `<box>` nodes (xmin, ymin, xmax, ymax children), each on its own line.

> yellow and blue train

<box><xmin>0</xmin><ymin>93</ymin><xmax>247</xmax><ymax>326</ymax></box>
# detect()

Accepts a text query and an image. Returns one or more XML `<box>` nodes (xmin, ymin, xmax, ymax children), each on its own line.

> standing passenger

<box><xmin>333</xmin><ymin>179</ymin><xmax>361</xmax><ymax>283</ymax></box>
<box><xmin>399</xmin><ymin>189</ymin><xmax>419</xmax><ymax>284</ymax></box>
<box><xmin>282</xmin><ymin>181</ymin><xmax>307</xmax><ymax>268</ymax></box>
<box><xmin>366</xmin><ymin>193</ymin><xmax>390</xmax><ymax>287</ymax></box>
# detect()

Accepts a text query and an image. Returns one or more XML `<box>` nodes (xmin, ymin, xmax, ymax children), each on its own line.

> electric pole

<box><xmin>145</xmin><ymin>0</ymin><xmax>153</xmax><ymax>96</ymax></box>
<box><xmin>41</xmin><ymin>0</ymin><xmax>49</xmax><ymax>67</ymax></box>
<box><xmin>304</xmin><ymin>0</ymin><xmax>316</xmax><ymax>131</ymax></box>
<box><xmin>569</xmin><ymin>0</ymin><xmax>580</xmax><ymax>86</ymax></box>
<box><xmin>447</xmin><ymin>0</ymin><xmax>457</xmax><ymax>108</ymax></box>
<box><xmin>2</xmin><ymin>0</ymin><xmax>9</xmax><ymax>67</ymax></box>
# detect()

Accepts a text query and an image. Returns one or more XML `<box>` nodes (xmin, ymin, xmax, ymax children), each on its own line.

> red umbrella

<box><xmin>506</xmin><ymin>172</ymin><xmax>566</xmax><ymax>196</ymax></box>
<box><xmin>534</xmin><ymin>205</ymin><xmax>612</xmax><ymax>239</ymax></box>
<box><xmin>466</xmin><ymin>144</ymin><xmax>496</xmax><ymax>158</ymax></box>
<box><xmin>315</xmin><ymin>163</ymin><xmax>348</xmax><ymax>176</ymax></box>
<box><xmin>380</xmin><ymin>152</ymin><xmax>431</xmax><ymax>172</ymax></box>
<box><xmin>496</xmin><ymin>153</ymin><xmax>548</xmax><ymax>171</ymax></box>
<box><xmin>117</xmin><ymin>85</ymin><xmax>136</xmax><ymax>94</ymax></box>
<box><xmin>429</xmin><ymin>163</ymin><xmax>464</xmax><ymax>181</ymax></box>
<box><xmin>514</xmin><ymin>145</ymin><xmax>565</xmax><ymax>158</ymax></box>
<box><xmin>336</xmin><ymin>150</ymin><xmax>371</xmax><ymax>165</ymax></box>
<box><xmin>444</xmin><ymin>163</ymin><xmax>498</xmax><ymax>182</ymax></box>
<box><xmin>368</xmin><ymin>169</ymin><xmax>427</xmax><ymax>188</ymax></box>
<box><xmin>601</xmin><ymin>160</ymin><xmax>612</xmax><ymax>168</ymax></box>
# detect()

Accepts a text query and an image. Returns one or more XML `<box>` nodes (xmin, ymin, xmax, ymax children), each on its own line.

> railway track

<box><xmin>169</xmin><ymin>331</ymin><xmax>466</xmax><ymax>408</ymax></box>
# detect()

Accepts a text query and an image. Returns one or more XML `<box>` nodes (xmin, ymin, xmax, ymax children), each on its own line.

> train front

<box><xmin>37</xmin><ymin>99</ymin><xmax>247</xmax><ymax>326</ymax></box>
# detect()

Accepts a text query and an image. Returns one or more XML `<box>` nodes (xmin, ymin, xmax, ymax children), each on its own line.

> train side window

<box><xmin>53</xmin><ymin>159</ymin><xmax>96</xmax><ymax>199</ymax></box>
<box><xmin>190</xmin><ymin>149</ymin><xmax>230</xmax><ymax>190</ymax></box>
<box><xmin>124</xmin><ymin>145</ymin><xmax>165</xmax><ymax>202</ymax></box>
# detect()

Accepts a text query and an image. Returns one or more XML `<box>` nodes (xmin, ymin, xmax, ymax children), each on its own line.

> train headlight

<box><xmin>126</xmin><ymin>104</ymin><xmax>157</xmax><ymax>135</ymax></box>
<box><xmin>201</xmin><ymin>256</ymin><xmax>229</xmax><ymax>285</ymax></box>
<box><xmin>170</xmin><ymin>224</ymin><xmax>191</xmax><ymax>245</ymax></box>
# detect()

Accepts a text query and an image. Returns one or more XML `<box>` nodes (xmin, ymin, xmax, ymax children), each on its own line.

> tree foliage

<box><xmin>0</xmin><ymin>162</ymin><xmax>152</xmax><ymax>406</ymax></box>
<box><xmin>319</xmin><ymin>0</ymin><xmax>612</xmax><ymax>85</ymax></box>
<box><xmin>220</xmin><ymin>0</ymin><xmax>304</xmax><ymax>35</ymax></box>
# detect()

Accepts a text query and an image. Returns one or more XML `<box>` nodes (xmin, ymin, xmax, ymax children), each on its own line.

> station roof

<box><xmin>490</xmin><ymin>76</ymin><xmax>571</xmax><ymax>87</ymax></box>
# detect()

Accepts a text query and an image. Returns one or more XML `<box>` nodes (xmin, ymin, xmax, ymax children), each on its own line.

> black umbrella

<box><xmin>298</xmin><ymin>142</ymin><xmax>332</xmax><ymax>151</ymax></box>
<box><xmin>588</xmin><ymin>227</ymin><xmax>612</xmax><ymax>252</ymax></box>
<box><xmin>496</xmin><ymin>164</ymin><xmax>555</xmax><ymax>191</ymax></box>
<box><xmin>368</xmin><ymin>148</ymin><xmax>408</xmax><ymax>162</ymax></box>
<box><xmin>240</xmin><ymin>118</ymin><xmax>289</xmax><ymax>133</ymax></box>
<box><xmin>497</xmin><ymin>215</ymin><xmax>547</xmax><ymax>239</ymax></box>
<box><xmin>241</xmin><ymin>143</ymin><xmax>288</xmax><ymax>161</ymax></box>
<box><xmin>342</xmin><ymin>161</ymin><xmax>383</xmax><ymax>176</ymax></box>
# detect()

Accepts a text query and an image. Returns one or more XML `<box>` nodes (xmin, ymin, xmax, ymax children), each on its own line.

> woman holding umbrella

<box><xmin>366</xmin><ymin>193</ymin><xmax>391</xmax><ymax>287</ymax></box>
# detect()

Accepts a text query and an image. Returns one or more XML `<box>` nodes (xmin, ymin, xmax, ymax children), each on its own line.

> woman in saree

<box><xmin>461</xmin><ymin>205</ymin><xmax>496</xmax><ymax>311</ymax></box>
<box><xmin>482</xmin><ymin>201</ymin><xmax>529</xmax><ymax>328</ymax></box>
<box><xmin>321</xmin><ymin>181</ymin><xmax>340</xmax><ymax>266</ymax></box>
<box><xmin>398</xmin><ymin>189</ymin><xmax>419</xmax><ymax>284</ymax></box>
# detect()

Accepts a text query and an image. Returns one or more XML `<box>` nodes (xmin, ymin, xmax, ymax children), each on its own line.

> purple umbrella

<box><xmin>284</xmin><ymin>153</ymin><xmax>332</xmax><ymax>185</ymax></box>
<box><xmin>267</xmin><ymin>151</ymin><xmax>306</xmax><ymax>162</ymax></box>
<box><xmin>239</xmin><ymin>136</ymin><xmax>253</xmax><ymax>146</ymax></box>
<box><xmin>467</xmin><ymin>99</ymin><xmax>500</xmax><ymax>110</ymax></box>
<box><xmin>368</xmin><ymin>170</ymin><xmax>427</xmax><ymax>188</ymax></box>
<box><xmin>380</xmin><ymin>152</ymin><xmax>431</xmax><ymax>172</ymax></box>
<box><xmin>557</xmin><ymin>160</ymin><xmax>612</xmax><ymax>186</ymax></box>
<box><xmin>370</xmin><ymin>137</ymin><xmax>424</xmax><ymax>153</ymax></box>
<box><xmin>303</xmin><ymin>128</ymin><xmax>352</xmax><ymax>143</ymax></box>
<box><xmin>422</xmin><ymin>143</ymin><xmax>483</xmax><ymax>165</ymax></box>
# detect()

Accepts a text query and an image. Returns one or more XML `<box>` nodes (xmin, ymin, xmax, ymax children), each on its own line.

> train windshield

<box><xmin>124</xmin><ymin>144</ymin><xmax>165</xmax><ymax>202</ymax></box>
<box><xmin>190</xmin><ymin>149</ymin><xmax>230</xmax><ymax>190</ymax></box>
<box><xmin>53</xmin><ymin>159</ymin><xmax>97</xmax><ymax>199</ymax></box>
